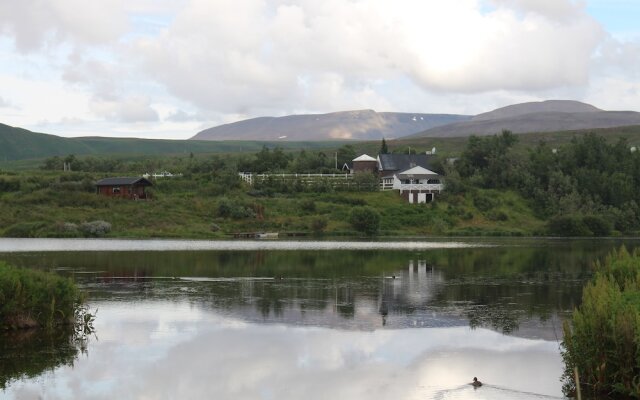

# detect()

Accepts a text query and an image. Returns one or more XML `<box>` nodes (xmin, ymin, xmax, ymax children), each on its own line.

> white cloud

<box><xmin>90</xmin><ymin>95</ymin><xmax>159</xmax><ymax>123</ymax></box>
<box><xmin>0</xmin><ymin>0</ymin><xmax>128</xmax><ymax>51</ymax></box>
<box><xmin>132</xmin><ymin>0</ymin><xmax>605</xmax><ymax>117</ymax></box>
<box><xmin>1</xmin><ymin>0</ymin><xmax>640</xmax><ymax>138</ymax></box>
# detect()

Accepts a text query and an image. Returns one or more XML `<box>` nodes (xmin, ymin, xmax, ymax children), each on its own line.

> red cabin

<box><xmin>96</xmin><ymin>177</ymin><xmax>153</xmax><ymax>200</ymax></box>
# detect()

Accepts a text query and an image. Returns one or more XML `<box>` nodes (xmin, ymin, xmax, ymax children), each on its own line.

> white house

<box><xmin>392</xmin><ymin>166</ymin><xmax>443</xmax><ymax>203</ymax></box>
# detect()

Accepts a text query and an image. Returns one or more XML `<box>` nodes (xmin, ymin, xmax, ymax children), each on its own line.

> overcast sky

<box><xmin>1</xmin><ymin>0</ymin><xmax>639</xmax><ymax>139</ymax></box>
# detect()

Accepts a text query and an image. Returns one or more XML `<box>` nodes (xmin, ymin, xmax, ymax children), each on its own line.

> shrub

<box><xmin>299</xmin><ymin>199</ymin><xmax>316</xmax><ymax>213</ymax></box>
<box><xmin>0</xmin><ymin>178</ymin><xmax>20</xmax><ymax>192</ymax></box>
<box><xmin>547</xmin><ymin>215</ymin><xmax>592</xmax><ymax>236</ymax></box>
<box><xmin>582</xmin><ymin>215</ymin><xmax>612</xmax><ymax>236</ymax></box>
<box><xmin>561</xmin><ymin>247</ymin><xmax>640</xmax><ymax>398</ymax></box>
<box><xmin>310</xmin><ymin>217</ymin><xmax>328</xmax><ymax>234</ymax></box>
<box><xmin>216</xmin><ymin>198</ymin><xmax>256</xmax><ymax>219</ymax></box>
<box><xmin>473</xmin><ymin>192</ymin><xmax>498</xmax><ymax>212</ymax></box>
<box><xmin>348</xmin><ymin>206</ymin><xmax>380</xmax><ymax>235</ymax></box>
<box><xmin>79</xmin><ymin>220</ymin><xmax>111</xmax><ymax>237</ymax></box>
<box><xmin>3</xmin><ymin>222</ymin><xmax>48</xmax><ymax>238</ymax></box>
<box><xmin>0</xmin><ymin>262</ymin><xmax>84</xmax><ymax>330</ymax></box>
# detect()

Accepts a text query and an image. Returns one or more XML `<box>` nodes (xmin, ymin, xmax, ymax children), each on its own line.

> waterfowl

<box><xmin>471</xmin><ymin>377</ymin><xmax>482</xmax><ymax>388</ymax></box>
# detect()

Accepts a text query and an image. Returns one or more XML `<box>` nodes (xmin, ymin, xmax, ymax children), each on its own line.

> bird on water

<box><xmin>471</xmin><ymin>377</ymin><xmax>482</xmax><ymax>388</ymax></box>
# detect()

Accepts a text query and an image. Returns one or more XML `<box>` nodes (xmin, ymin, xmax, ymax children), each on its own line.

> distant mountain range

<box><xmin>2</xmin><ymin>100</ymin><xmax>640</xmax><ymax>162</ymax></box>
<box><xmin>191</xmin><ymin>110</ymin><xmax>471</xmax><ymax>141</ymax></box>
<box><xmin>193</xmin><ymin>100</ymin><xmax>640</xmax><ymax>141</ymax></box>
<box><xmin>409</xmin><ymin>100</ymin><xmax>640</xmax><ymax>138</ymax></box>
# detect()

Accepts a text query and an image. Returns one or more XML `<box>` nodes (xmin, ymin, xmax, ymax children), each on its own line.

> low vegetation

<box><xmin>561</xmin><ymin>247</ymin><xmax>640</xmax><ymax>398</ymax></box>
<box><xmin>0</xmin><ymin>262</ymin><xmax>89</xmax><ymax>330</ymax></box>
<box><xmin>1</xmin><ymin>130</ymin><xmax>639</xmax><ymax>238</ymax></box>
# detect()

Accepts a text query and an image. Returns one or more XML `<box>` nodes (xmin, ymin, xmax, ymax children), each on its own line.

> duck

<box><xmin>471</xmin><ymin>377</ymin><xmax>482</xmax><ymax>388</ymax></box>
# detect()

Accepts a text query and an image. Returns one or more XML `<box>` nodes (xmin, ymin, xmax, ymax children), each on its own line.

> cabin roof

<box><xmin>96</xmin><ymin>177</ymin><xmax>153</xmax><ymax>186</ymax></box>
<box><xmin>378</xmin><ymin>154</ymin><xmax>435</xmax><ymax>172</ymax></box>
<box><xmin>352</xmin><ymin>154</ymin><xmax>377</xmax><ymax>162</ymax></box>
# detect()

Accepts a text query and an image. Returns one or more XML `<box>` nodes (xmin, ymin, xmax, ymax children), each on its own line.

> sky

<box><xmin>0</xmin><ymin>0</ymin><xmax>639</xmax><ymax>139</ymax></box>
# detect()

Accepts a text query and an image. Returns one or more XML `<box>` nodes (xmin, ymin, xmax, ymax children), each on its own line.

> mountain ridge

<box><xmin>191</xmin><ymin>110</ymin><xmax>471</xmax><ymax>141</ymax></box>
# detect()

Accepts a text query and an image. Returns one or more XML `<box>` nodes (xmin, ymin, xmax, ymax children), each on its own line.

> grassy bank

<box><xmin>0</xmin><ymin>170</ymin><xmax>546</xmax><ymax>238</ymax></box>
<box><xmin>562</xmin><ymin>247</ymin><xmax>640</xmax><ymax>398</ymax></box>
<box><xmin>0</xmin><ymin>262</ymin><xmax>85</xmax><ymax>330</ymax></box>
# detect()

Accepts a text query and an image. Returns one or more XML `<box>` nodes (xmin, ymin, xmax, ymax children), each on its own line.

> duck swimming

<box><xmin>471</xmin><ymin>377</ymin><xmax>482</xmax><ymax>388</ymax></box>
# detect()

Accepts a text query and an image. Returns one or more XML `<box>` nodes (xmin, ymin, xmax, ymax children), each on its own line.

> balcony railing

<box><xmin>394</xmin><ymin>183</ymin><xmax>444</xmax><ymax>192</ymax></box>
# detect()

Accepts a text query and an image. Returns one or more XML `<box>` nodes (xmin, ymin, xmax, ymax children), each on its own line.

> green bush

<box><xmin>348</xmin><ymin>206</ymin><xmax>380</xmax><ymax>235</ymax></box>
<box><xmin>473</xmin><ymin>192</ymin><xmax>498</xmax><ymax>212</ymax></box>
<box><xmin>561</xmin><ymin>247</ymin><xmax>640</xmax><ymax>398</ymax></box>
<box><xmin>582</xmin><ymin>215</ymin><xmax>612</xmax><ymax>236</ymax></box>
<box><xmin>310</xmin><ymin>217</ymin><xmax>328</xmax><ymax>234</ymax></box>
<box><xmin>299</xmin><ymin>199</ymin><xmax>316</xmax><ymax>213</ymax></box>
<box><xmin>548</xmin><ymin>215</ymin><xmax>592</xmax><ymax>236</ymax></box>
<box><xmin>0</xmin><ymin>262</ymin><xmax>84</xmax><ymax>330</ymax></box>
<box><xmin>3</xmin><ymin>222</ymin><xmax>48</xmax><ymax>238</ymax></box>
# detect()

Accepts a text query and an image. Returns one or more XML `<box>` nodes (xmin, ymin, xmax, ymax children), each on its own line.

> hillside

<box><xmin>410</xmin><ymin>100</ymin><xmax>640</xmax><ymax>138</ymax></box>
<box><xmin>0</xmin><ymin>123</ymin><xmax>342</xmax><ymax>162</ymax></box>
<box><xmin>191</xmin><ymin>110</ymin><xmax>470</xmax><ymax>141</ymax></box>
<box><xmin>472</xmin><ymin>100</ymin><xmax>600</xmax><ymax>121</ymax></box>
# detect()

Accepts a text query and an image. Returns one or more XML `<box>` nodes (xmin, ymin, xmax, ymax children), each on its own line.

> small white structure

<box><xmin>392</xmin><ymin>166</ymin><xmax>444</xmax><ymax>203</ymax></box>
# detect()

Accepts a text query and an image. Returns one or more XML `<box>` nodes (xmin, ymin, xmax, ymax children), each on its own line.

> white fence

<box><xmin>239</xmin><ymin>172</ymin><xmax>353</xmax><ymax>186</ymax></box>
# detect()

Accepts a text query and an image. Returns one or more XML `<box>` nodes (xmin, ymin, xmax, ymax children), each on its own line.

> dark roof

<box><xmin>96</xmin><ymin>177</ymin><xmax>153</xmax><ymax>186</ymax></box>
<box><xmin>378</xmin><ymin>154</ymin><xmax>436</xmax><ymax>173</ymax></box>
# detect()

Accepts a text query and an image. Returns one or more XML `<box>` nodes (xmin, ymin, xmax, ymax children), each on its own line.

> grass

<box><xmin>0</xmin><ymin>262</ymin><xmax>85</xmax><ymax>330</ymax></box>
<box><xmin>561</xmin><ymin>247</ymin><xmax>640</xmax><ymax>398</ymax></box>
<box><xmin>0</xmin><ymin>170</ymin><xmax>547</xmax><ymax>238</ymax></box>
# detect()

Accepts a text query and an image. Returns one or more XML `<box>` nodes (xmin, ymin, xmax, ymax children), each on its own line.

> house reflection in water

<box><xmin>379</xmin><ymin>260</ymin><xmax>444</xmax><ymax>326</ymax></box>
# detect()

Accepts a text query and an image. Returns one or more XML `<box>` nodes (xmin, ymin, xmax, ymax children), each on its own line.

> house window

<box><xmin>427</xmin><ymin>179</ymin><xmax>441</xmax><ymax>184</ymax></box>
<box><xmin>112</xmin><ymin>186</ymin><xmax>121</xmax><ymax>194</ymax></box>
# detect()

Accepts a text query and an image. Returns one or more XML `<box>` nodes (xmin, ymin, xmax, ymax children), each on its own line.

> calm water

<box><xmin>0</xmin><ymin>238</ymin><xmax>636</xmax><ymax>399</ymax></box>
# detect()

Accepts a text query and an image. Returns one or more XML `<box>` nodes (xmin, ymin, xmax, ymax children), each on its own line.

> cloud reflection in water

<box><xmin>4</xmin><ymin>301</ymin><xmax>564</xmax><ymax>400</ymax></box>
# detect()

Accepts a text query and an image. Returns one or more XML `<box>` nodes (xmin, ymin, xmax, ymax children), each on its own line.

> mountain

<box><xmin>409</xmin><ymin>100</ymin><xmax>640</xmax><ymax>138</ymax></box>
<box><xmin>191</xmin><ymin>110</ymin><xmax>471</xmax><ymax>141</ymax></box>
<box><xmin>0</xmin><ymin>123</ymin><xmax>341</xmax><ymax>162</ymax></box>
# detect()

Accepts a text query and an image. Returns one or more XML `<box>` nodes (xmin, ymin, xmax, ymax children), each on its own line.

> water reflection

<box><xmin>0</xmin><ymin>328</ymin><xmax>90</xmax><ymax>391</ymax></box>
<box><xmin>2</xmin><ymin>302</ymin><xmax>564</xmax><ymax>400</ymax></box>
<box><xmin>2</xmin><ymin>239</ymin><xmax>638</xmax><ymax>399</ymax></box>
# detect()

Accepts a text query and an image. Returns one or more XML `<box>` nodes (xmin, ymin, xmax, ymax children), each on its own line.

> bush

<box><xmin>299</xmin><ymin>199</ymin><xmax>316</xmax><ymax>213</ymax></box>
<box><xmin>79</xmin><ymin>220</ymin><xmax>111</xmax><ymax>237</ymax></box>
<box><xmin>561</xmin><ymin>247</ymin><xmax>640</xmax><ymax>398</ymax></box>
<box><xmin>310</xmin><ymin>217</ymin><xmax>328</xmax><ymax>234</ymax></box>
<box><xmin>582</xmin><ymin>215</ymin><xmax>612</xmax><ymax>236</ymax></box>
<box><xmin>216</xmin><ymin>198</ymin><xmax>256</xmax><ymax>219</ymax></box>
<box><xmin>547</xmin><ymin>215</ymin><xmax>592</xmax><ymax>236</ymax></box>
<box><xmin>348</xmin><ymin>206</ymin><xmax>380</xmax><ymax>235</ymax></box>
<box><xmin>473</xmin><ymin>192</ymin><xmax>498</xmax><ymax>212</ymax></box>
<box><xmin>3</xmin><ymin>222</ymin><xmax>48</xmax><ymax>238</ymax></box>
<box><xmin>0</xmin><ymin>178</ymin><xmax>20</xmax><ymax>192</ymax></box>
<box><xmin>0</xmin><ymin>262</ymin><xmax>83</xmax><ymax>329</ymax></box>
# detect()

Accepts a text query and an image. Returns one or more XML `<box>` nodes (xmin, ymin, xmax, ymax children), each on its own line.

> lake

<box><xmin>0</xmin><ymin>238</ymin><xmax>635</xmax><ymax>399</ymax></box>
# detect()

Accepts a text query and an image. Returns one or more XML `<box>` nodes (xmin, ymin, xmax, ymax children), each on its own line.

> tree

<box><xmin>336</xmin><ymin>145</ymin><xmax>357</xmax><ymax>168</ymax></box>
<box><xmin>348</xmin><ymin>206</ymin><xmax>380</xmax><ymax>235</ymax></box>
<box><xmin>379</xmin><ymin>138</ymin><xmax>389</xmax><ymax>154</ymax></box>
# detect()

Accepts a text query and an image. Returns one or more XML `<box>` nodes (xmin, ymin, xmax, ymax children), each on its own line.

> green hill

<box><xmin>0</xmin><ymin>123</ymin><xmax>344</xmax><ymax>162</ymax></box>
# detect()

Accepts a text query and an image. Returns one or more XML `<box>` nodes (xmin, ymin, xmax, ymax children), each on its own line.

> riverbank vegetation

<box><xmin>0</xmin><ymin>262</ymin><xmax>87</xmax><ymax>330</ymax></box>
<box><xmin>0</xmin><ymin>131</ymin><xmax>639</xmax><ymax>238</ymax></box>
<box><xmin>561</xmin><ymin>247</ymin><xmax>640</xmax><ymax>398</ymax></box>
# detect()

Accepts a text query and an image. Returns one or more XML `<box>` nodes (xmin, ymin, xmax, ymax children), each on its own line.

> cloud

<box><xmin>165</xmin><ymin>109</ymin><xmax>202</xmax><ymax>122</ymax></box>
<box><xmin>90</xmin><ymin>95</ymin><xmax>159</xmax><ymax>123</ymax></box>
<box><xmin>0</xmin><ymin>0</ymin><xmax>128</xmax><ymax>51</ymax></box>
<box><xmin>132</xmin><ymin>0</ymin><xmax>605</xmax><ymax>117</ymax></box>
<box><xmin>0</xmin><ymin>95</ymin><xmax>15</xmax><ymax>108</ymax></box>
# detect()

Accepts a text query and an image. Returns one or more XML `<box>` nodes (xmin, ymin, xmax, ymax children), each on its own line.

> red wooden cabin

<box><xmin>96</xmin><ymin>177</ymin><xmax>153</xmax><ymax>200</ymax></box>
